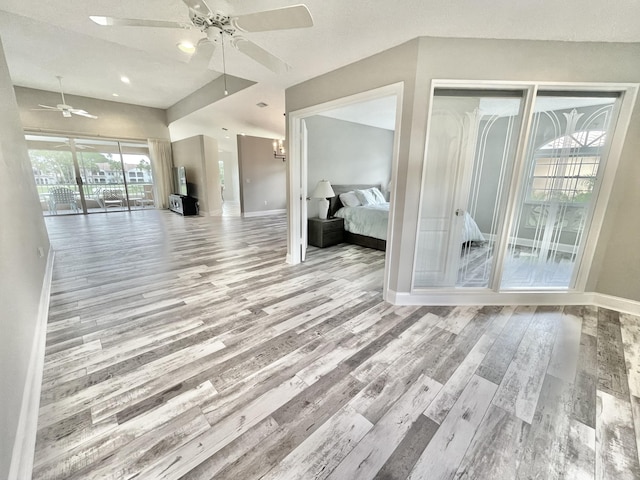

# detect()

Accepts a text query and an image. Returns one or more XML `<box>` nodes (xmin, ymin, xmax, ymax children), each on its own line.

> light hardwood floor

<box><xmin>35</xmin><ymin>210</ymin><xmax>640</xmax><ymax>479</ymax></box>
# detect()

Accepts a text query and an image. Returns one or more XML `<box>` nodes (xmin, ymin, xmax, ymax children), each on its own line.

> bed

<box><xmin>329</xmin><ymin>184</ymin><xmax>485</xmax><ymax>251</ymax></box>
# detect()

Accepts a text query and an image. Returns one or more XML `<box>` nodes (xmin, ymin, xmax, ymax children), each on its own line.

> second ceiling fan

<box><xmin>90</xmin><ymin>0</ymin><xmax>314</xmax><ymax>74</ymax></box>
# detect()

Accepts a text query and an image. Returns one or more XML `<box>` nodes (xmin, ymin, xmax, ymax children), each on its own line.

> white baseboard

<box><xmin>592</xmin><ymin>293</ymin><xmax>640</xmax><ymax>316</ymax></box>
<box><xmin>8</xmin><ymin>248</ymin><xmax>54</xmax><ymax>480</ymax></box>
<box><xmin>387</xmin><ymin>289</ymin><xmax>589</xmax><ymax>306</ymax></box>
<box><xmin>243</xmin><ymin>209</ymin><xmax>286</xmax><ymax>218</ymax></box>
<box><xmin>386</xmin><ymin>288</ymin><xmax>640</xmax><ymax>316</ymax></box>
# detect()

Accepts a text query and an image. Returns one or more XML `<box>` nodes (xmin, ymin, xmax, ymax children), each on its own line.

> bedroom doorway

<box><xmin>287</xmin><ymin>83</ymin><xmax>404</xmax><ymax>297</ymax></box>
<box><xmin>413</xmin><ymin>83</ymin><xmax>629</xmax><ymax>292</ymax></box>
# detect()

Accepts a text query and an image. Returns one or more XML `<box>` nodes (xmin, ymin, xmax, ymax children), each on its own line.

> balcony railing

<box><xmin>37</xmin><ymin>182</ymin><xmax>155</xmax><ymax>215</ymax></box>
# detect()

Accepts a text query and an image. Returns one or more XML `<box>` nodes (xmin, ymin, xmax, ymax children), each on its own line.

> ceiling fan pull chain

<box><xmin>57</xmin><ymin>76</ymin><xmax>66</xmax><ymax>105</ymax></box>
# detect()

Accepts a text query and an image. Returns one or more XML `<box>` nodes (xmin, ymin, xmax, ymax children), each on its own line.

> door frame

<box><xmin>287</xmin><ymin>82</ymin><xmax>405</xmax><ymax>299</ymax></box>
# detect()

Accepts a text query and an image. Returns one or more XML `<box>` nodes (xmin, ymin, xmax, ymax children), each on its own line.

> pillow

<box><xmin>355</xmin><ymin>188</ymin><xmax>377</xmax><ymax>206</ymax></box>
<box><xmin>369</xmin><ymin>187</ymin><xmax>386</xmax><ymax>204</ymax></box>
<box><xmin>339</xmin><ymin>191</ymin><xmax>361</xmax><ymax>207</ymax></box>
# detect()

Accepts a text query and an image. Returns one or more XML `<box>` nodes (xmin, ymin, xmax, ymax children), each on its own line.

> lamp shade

<box><xmin>312</xmin><ymin>180</ymin><xmax>335</xmax><ymax>198</ymax></box>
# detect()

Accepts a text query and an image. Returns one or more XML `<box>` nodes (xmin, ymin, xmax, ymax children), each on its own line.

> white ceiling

<box><xmin>319</xmin><ymin>96</ymin><xmax>397</xmax><ymax>131</ymax></box>
<box><xmin>1</xmin><ymin>0</ymin><xmax>639</xmax><ymax>152</ymax></box>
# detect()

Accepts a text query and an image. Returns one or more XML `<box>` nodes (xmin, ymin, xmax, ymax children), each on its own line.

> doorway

<box><xmin>287</xmin><ymin>83</ymin><xmax>404</xmax><ymax>298</ymax></box>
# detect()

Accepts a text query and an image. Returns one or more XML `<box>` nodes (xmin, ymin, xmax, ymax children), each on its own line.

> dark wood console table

<box><xmin>168</xmin><ymin>194</ymin><xmax>198</xmax><ymax>216</ymax></box>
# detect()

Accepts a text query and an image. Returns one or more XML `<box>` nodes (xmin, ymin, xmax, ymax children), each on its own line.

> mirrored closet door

<box><xmin>500</xmin><ymin>92</ymin><xmax>618</xmax><ymax>289</ymax></box>
<box><xmin>413</xmin><ymin>85</ymin><xmax>624</xmax><ymax>292</ymax></box>
<box><xmin>413</xmin><ymin>88</ymin><xmax>525</xmax><ymax>288</ymax></box>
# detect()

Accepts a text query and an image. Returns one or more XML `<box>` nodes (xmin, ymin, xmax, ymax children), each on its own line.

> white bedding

<box><xmin>335</xmin><ymin>202</ymin><xmax>485</xmax><ymax>244</ymax></box>
<box><xmin>335</xmin><ymin>203</ymin><xmax>390</xmax><ymax>240</ymax></box>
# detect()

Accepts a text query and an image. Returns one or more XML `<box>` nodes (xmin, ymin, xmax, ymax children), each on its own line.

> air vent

<box><xmin>256</xmin><ymin>102</ymin><xmax>268</xmax><ymax>108</ymax></box>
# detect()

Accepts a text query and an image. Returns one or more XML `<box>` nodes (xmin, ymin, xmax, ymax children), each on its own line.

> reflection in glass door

<box><xmin>500</xmin><ymin>93</ymin><xmax>618</xmax><ymax>289</ymax></box>
<box><xmin>413</xmin><ymin>89</ymin><xmax>524</xmax><ymax>288</ymax></box>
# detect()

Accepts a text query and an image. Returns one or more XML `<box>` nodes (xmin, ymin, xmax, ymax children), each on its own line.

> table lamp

<box><xmin>312</xmin><ymin>180</ymin><xmax>335</xmax><ymax>220</ymax></box>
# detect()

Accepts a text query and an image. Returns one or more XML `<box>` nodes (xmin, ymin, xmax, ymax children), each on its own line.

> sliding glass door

<box><xmin>26</xmin><ymin>134</ymin><xmax>154</xmax><ymax>216</ymax></box>
<box><xmin>413</xmin><ymin>85</ymin><xmax>623</xmax><ymax>292</ymax></box>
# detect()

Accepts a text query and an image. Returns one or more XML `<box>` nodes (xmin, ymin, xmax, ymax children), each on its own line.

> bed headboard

<box><xmin>329</xmin><ymin>184</ymin><xmax>382</xmax><ymax>218</ymax></box>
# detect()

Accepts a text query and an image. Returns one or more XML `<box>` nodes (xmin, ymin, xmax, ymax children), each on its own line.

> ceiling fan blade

<box><xmin>232</xmin><ymin>4</ymin><xmax>313</xmax><ymax>33</ymax></box>
<box><xmin>182</xmin><ymin>0</ymin><xmax>213</xmax><ymax>17</ymax></box>
<box><xmin>90</xmin><ymin>16</ymin><xmax>190</xmax><ymax>29</ymax></box>
<box><xmin>36</xmin><ymin>104</ymin><xmax>59</xmax><ymax>110</ymax></box>
<box><xmin>70</xmin><ymin>109</ymin><xmax>98</xmax><ymax>119</ymax></box>
<box><xmin>190</xmin><ymin>38</ymin><xmax>216</xmax><ymax>67</ymax></box>
<box><xmin>231</xmin><ymin>37</ymin><xmax>290</xmax><ymax>74</ymax></box>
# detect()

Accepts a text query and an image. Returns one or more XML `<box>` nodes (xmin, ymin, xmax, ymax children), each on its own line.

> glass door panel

<box><xmin>76</xmin><ymin>138</ymin><xmax>128</xmax><ymax>212</ymax></box>
<box><xmin>26</xmin><ymin>134</ymin><xmax>83</xmax><ymax>216</ymax></box>
<box><xmin>413</xmin><ymin>90</ymin><xmax>524</xmax><ymax>288</ymax></box>
<box><xmin>500</xmin><ymin>93</ymin><xmax>619</xmax><ymax>289</ymax></box>
<box><xmin>119</xmin><ymin>141</ymin><xmax>154</xmax><ymax>209</ymax></box>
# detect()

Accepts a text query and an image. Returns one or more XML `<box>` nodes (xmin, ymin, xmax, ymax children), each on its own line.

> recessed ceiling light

<box><xmin>112</xmin><ymin>93</ymin><xmax>119</xmax><ymax>97</ymax></box>
<box><xmin>177</xmin><ymin>41</ymin><xmax>195</xmax><ymax>54</ymax></box>
<box><xmin>120</xmin><ymin>76</ymin><xmax>130</xmax><ymax>84</ymax></box>
<box><xmin>256</xmin><ymin>102</ymin><xmax>268</xmax><ymax>108</ymax></box>
<box><xmin>225</xmin><ymin>135</ymin><xmax>230</xmax><ymax>139</ymax></box>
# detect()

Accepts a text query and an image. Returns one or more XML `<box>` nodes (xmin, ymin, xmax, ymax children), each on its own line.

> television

<box><xmin>177</xmin><ymin>166</ymin><xmax>188</xmax><ymax>196</ymax></box>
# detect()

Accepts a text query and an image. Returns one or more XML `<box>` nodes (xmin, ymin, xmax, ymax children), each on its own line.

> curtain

<box><xmin>148</xmin><ymin>139</ymin><xmax>173</xmax><ymax>209</ymax></box>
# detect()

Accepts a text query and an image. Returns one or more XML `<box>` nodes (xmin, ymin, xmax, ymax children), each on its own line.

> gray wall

<box><xmin>171</xmin><ymin>135</ymin><xmax>222</xmax><ymax>216</ymax></box>
<box><xmin>286</xmin><ymin>37</ymin><xmax>640</xmax><ymax>301</ymax></box>
<box><xmin>305</xmin><ymin>115</ymin><xmax>393</xmax><ymax>218</ymax></box>
<box><xmin>15</xmin><ymin>86</ymin><xmax>170</xmax><ymax>140</ymax></box>
<box><xmin>0</xmin><ymin>39</ymin><xmax>51</xmax><ymax>479</ymax></box>
<box><xmin>237</xmin><ymin>135</ymin><xmax>286</xmax><ymax>214</ymax></box>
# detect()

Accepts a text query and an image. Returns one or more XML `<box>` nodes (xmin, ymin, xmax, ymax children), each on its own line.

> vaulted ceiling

<box><xmin>2</xmin><ymin>0</ymin><xmax>639</xmax><ymax>151</ymax></box>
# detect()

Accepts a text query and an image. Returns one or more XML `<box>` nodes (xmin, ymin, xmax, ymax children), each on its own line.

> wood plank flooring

<box><xmin>35</xmin><ymin>209</ymin><xmax>640</xmax><ymax>479</ymax></box>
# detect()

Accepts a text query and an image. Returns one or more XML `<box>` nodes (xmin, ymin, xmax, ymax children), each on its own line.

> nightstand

<box><xmin>308</xmin><ymin>217</ymin><xmax>344</xmax><ymax>248</ymax></box>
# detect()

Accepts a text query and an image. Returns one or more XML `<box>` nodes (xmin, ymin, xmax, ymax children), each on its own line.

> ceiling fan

<box><xmin>89</xmin><ymin>0</ymin><xmax>314</xmax><ymax>74</ymax></box>
<box><xmin>32</xmin><ymin>76</ymin><xmax>98</xmax><ymax>119</ymax></box>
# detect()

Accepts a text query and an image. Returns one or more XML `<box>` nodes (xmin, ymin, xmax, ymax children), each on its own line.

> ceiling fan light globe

<box><xmin>177</xmin><ymin>41</ymin><xmax>196</xmax><ymax>54</ymax></box>
<box><xmin>89</xmin><ymin>15</ymin><xmax>109</xmax><ymax>26</ymax></box>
